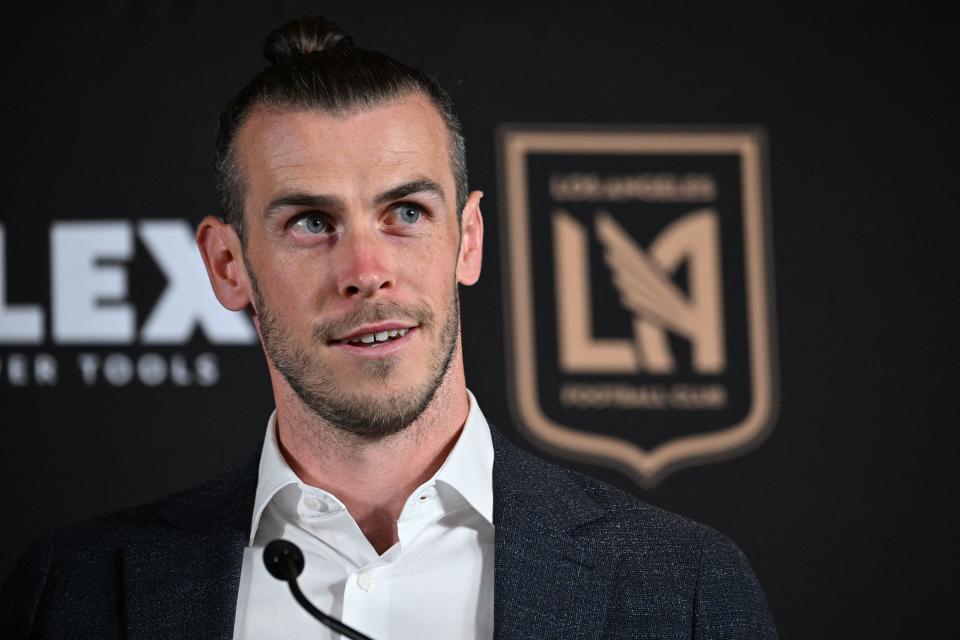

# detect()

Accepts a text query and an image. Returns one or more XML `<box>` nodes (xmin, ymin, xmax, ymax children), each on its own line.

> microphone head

<box><xmin>263</xmin><ymin>539</ymin><xmax>305</xmax><ymax>581</ymax></box>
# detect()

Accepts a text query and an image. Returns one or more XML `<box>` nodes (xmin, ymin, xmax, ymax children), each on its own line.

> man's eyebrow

<box><xmin>264</xmin><ymin>179</ymin><xmax>446</xmax><ymax>217</ymax></box>
<box><xmin>265</xmin><ymin>192</ymin><xmax>346</xmax><ymax>217</ymax></box>
<box><xmin>374</xmin><ymin>178</ymin><xmax>447</xmax><ymax>207</ymax></box>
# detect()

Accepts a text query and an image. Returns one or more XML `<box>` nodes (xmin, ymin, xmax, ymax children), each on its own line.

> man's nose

<box><xmin>335</xmin><ymin>233</ymin><xmax>396</xmax><ymax>298</ymax></box>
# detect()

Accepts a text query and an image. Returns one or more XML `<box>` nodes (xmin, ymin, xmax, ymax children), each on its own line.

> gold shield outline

<box><xmin>497</xmin><ymin>125</ymin><xmax>779</xmax><ymax>487</ymax></box>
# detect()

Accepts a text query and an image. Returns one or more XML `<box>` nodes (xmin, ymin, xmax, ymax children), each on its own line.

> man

<box><xmin>0</xmin><ymin>16</ymin><xmax>777</xmax><ymax>639</ymax></box>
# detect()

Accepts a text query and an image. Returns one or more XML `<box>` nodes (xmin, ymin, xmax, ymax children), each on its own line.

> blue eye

<box><xmin>396</xmin><ymin>205</ymin><xmax>422</xmax><ymax>224</ymax></box>
<box><xmin>296</xmin><ymin>214</ymin><xmax>328</xmax><ymax>234</ymax></box>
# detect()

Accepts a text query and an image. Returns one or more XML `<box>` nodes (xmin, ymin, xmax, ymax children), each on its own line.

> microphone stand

<box><xmin>264</xmin><ymin>539</ymin><xmax>376</xmax><ymax>640</ymax></box>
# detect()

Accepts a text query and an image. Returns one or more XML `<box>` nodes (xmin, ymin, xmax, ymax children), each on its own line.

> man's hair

<box><xmin>214</xmin><ymin>17</ymin><xmax>468</xmax><ymax>240</ymax></box>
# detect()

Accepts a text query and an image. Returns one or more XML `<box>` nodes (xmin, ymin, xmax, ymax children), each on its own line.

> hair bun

<box><xmin>262</xmin><ymin>17</ymin><xmax>353</xmax><ymax>66</ymax></box>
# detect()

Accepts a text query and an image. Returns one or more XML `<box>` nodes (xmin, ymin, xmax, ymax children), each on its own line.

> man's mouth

<box><xmin>338</xmin><ymin>328</ymin><xmax>409</xmax><ymax>346</ymax></box>
<box><xmin>330</xmin><ymin>323</ymin><xmax>417</xmax><ymax>348</ymax></box>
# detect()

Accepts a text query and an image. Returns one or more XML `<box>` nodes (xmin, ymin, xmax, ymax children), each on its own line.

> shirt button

<box><xmin>357</xmin><ymin>571</ymin><xmax>378</xmax><ymax>592</ymax></box>
<box><xmin>304</xmin><ymin>497</ymin><xmax>325</xmax><ymax>512</ymax></box>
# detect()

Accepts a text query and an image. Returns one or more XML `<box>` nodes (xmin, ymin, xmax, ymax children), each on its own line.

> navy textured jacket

<box><xmin>0</xmin><ymin>428</ymin><xmax>777</xmax><ymax>639</ymax></box>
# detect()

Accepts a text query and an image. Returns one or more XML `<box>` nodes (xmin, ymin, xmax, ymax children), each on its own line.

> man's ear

<box><xmin>456</xmin><ymin>191</ymin><xmax>484</xmax><ymax>286</ymax></box>
<box><xmin>196</xmin><ymin>216</ymin><xmax>252</xmax><ymax>311</ymax></box>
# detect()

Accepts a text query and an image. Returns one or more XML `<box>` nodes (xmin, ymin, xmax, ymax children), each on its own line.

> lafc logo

<box><xmin>555</xmin><ymin>208</ymin><xmax>724</xmax><ymax>375</ymax></box>
<box><xmin>498</xmin><ymin>127</ymin><xmax>778</xmax><ymax>486</ymax></box>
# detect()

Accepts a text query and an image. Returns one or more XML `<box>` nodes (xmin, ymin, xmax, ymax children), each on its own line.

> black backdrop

<box><xmin>1</xmin><ymin>3</ymin><xmax>957</xmax><ymax>637</ymax></box>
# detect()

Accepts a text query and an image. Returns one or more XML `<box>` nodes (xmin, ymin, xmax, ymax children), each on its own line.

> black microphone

<box><xmin>263</xmin><ymin>539</ymin><xmax>376</xmax><ymax>640</ymax></box>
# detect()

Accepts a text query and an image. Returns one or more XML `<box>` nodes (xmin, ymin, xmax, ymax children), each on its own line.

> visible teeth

<box><xmin>343</xmin><ymin>328</ymin><xmax>410</xmax><ymax>345</ymax></box>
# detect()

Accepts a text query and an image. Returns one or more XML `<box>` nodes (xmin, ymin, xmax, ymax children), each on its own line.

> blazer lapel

<box><xmin>122</xmin><ymin>457</ymin><xmax>258</xmax><ymax>640</ymax></box>
<box><xmin>122</xmin><ymin>529</ymin><xmax>245</xmax><ymax>639</ymax></box>
<box><xmin>118</xmin><ymin>429</ymin><xmax>614</xmax><ymax>638</ymax></box>
<box><xmin>491</xmin><ymin>428</ymin><xmax>616</xmax><ymax>640</ymax></box>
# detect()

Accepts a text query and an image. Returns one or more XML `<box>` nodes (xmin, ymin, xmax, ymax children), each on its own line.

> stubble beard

<box><xmin>248</xmin><ymin>263</ymin><xmax>460</xmax><ymax>440</ymax></box>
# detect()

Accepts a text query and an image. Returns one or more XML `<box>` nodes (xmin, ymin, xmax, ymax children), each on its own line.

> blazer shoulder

<box><xmin>49</xmin><ymin>458</ymin><xmax>257</xmax><ymax>549</ymax></box>
<box><xmin>0</xmin><ymin>459</ymin><xmax>257</xmax><ymax>637</ymax></box>
<box><xmin>490</xmin><ymin>427</ymin><xmax>777</xmax><ymax>637</ymax></box>
<box><xmin>492</xmin><ymin>425</ymin><xmax>713</xmax><ymax>544</ymax></box>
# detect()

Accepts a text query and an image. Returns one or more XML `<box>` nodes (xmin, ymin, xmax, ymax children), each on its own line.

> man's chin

<box><xmin>303</xmin><ymin>384</ymin><xmax>438</xmax><ymax>440</ymax></box>
<box><xmin>356</xmin><ymin>356</ymin><xmax>402</xmax><ymax>380</ymax></box>
<box><xmin>335</xmin><ymin>372</ymin><xmax>435</xmax><ymax>407</ymax></box>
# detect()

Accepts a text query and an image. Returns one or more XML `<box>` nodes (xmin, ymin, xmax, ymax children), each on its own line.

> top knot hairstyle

<box><xmin>261</xmin><ymin>17</ymin><xmax>353</xmax><ymax>65</ymax></box>
<box><xmin>214</xmin><ymin>17</ymin><xmax>468</xmax><ymax>240</ymax></box>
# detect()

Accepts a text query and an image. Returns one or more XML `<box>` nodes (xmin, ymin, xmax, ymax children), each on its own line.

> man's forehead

<box><xmin>237</xmin><ymin>96</ymin><xmax>451</xmax><ymax>183</ymax></box>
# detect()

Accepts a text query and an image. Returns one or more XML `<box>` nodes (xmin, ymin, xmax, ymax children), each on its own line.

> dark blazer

<box><xmin>0</xmin><ymin>428</ymin><xmax>777</xmax><ymax>639</ymax></box>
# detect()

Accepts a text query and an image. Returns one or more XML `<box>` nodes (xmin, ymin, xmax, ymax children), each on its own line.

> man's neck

<box><xmin>272</xmin><ymin>367</ymin><xmax>471</xmax><ymax>555</ymax></box>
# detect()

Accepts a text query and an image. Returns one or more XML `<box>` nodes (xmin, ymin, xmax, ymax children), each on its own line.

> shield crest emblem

<box><xmin>497</xmin><ymin>126</ymin><xmax>778</xmax><ymax>487</ymax></box>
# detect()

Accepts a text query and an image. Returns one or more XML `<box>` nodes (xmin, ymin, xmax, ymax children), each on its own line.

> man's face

<box><xmin>232</xmin><ymin>94</ymin><xmax>475</xmax><ymax>438</ymax></box>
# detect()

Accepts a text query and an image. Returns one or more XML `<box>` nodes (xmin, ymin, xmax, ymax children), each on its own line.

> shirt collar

<box><xmin>432</xmin><ymin>390</ymin><xmax>494</xmax><ymax>526</ymax></box>
<box><xmin>248</xmin><ymin>390</ymin><xmax>494</xmax><ymax>545</ymax></box>
<box><xmin>248</xmin><ymin>410</ymin><xmax>300</xmax><ymax>544</ymax></box>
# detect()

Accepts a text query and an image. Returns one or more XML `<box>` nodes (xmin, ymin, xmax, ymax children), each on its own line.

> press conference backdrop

<box><xmin>1</xmin><ymin>3</ymin><xmax>956</xmax><ymax>637</ymax></box>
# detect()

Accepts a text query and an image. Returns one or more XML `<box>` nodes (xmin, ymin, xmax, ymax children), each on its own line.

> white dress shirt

<box><xmin>232</xmin><ymin>391</ymin><xmax>495</xmax><ymax>640</ymax></box>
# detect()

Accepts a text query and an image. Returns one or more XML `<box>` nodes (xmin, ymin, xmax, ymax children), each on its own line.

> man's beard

<box><xmin>248</xmin><ymin>266</ymin><xmax>460</xmax><ymax>440</ymax></box>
